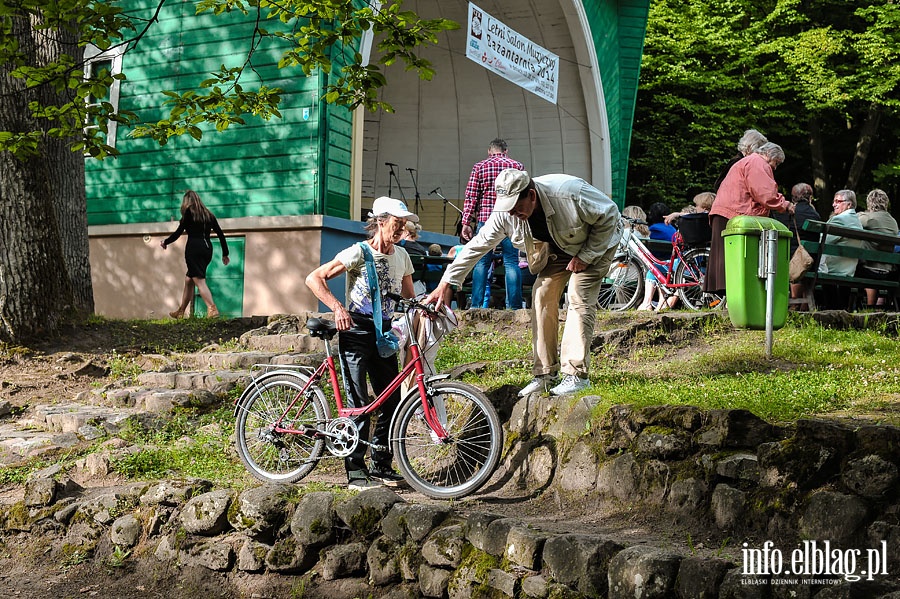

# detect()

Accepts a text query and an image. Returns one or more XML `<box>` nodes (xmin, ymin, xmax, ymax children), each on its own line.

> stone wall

<box><xmin>7</xmin><ymin>400</ymin><xmax>900</xmax><ymax>598</ymax></box>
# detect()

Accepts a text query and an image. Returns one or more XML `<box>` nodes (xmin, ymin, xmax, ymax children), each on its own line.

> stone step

<box><xmin>136</xmin><ymin>370</ymin><xmax>250</xmax><ymax>393</ymax></box>
<box><xmin>79</xmin><ymin>387</ymin><xmax>219</xmax><ymax>412</ymax></box>
<box><xmin>0</xmin><ymin>422</ymin><xmax>82</xmax><ymax>462</ymax></box>
<box><xmin>241</xmin><ymin>333</ymin><xmax>324</xmax><ymax>354</ymax></box>
<box><xmin>174</xmin><ymin>350</ymin><xmax>324</xmax><ymax>373</ymax></box>
<box><xmin>32</xmin><ymin>402</ymin><xmax>139</xmax><ymax>434</ymax></box>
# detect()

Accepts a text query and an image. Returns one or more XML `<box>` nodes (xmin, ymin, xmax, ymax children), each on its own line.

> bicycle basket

<box><xmin>677</xmin><ymin>213</ymin><xmax>712</xmax><ymax>247</ymax></box>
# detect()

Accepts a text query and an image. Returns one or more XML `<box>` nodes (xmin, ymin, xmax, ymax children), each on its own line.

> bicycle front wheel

<box><xmin>598</xmin><ymin>254</ymin><xmax>644</xmax><ymax>311</ymax></box>
<box><xmin>675</xmin><ymin>248</ymin><xmax>723</xmax><ymax>310</ymax></box>
<box><xmin>235</xmin><ymin>373</ymin><xmax>329</xmax><ymax>484</ymax></box>
<box><xmin>391</xmin><ymin>382</ymin><xmax>502</xmax><ymax>499</ymax></box>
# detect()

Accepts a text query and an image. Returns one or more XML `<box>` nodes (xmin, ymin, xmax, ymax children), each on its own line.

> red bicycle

<box><xmin>233</xmin><ymin>295</ymin><xmax>502</xmax><ymax>499</ymax></box>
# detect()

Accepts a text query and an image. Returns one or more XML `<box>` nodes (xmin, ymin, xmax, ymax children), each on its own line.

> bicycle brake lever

<box><xmin>386</xmin><ymin>292</ymin><xmax>437</xmax><ymax>315</ymax></box>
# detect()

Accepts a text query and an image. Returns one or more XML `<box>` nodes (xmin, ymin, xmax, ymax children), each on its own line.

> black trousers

<box><xmin>338</xmin><ymin>313</ymin><xmax>401</xmax><ymax>478</ymax></box>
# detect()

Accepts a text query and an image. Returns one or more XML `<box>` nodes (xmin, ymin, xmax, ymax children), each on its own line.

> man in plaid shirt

<box><xmin>461</xmin><ymin>138</ymin><xmax>525</xmax><ymax>309</ymax></box>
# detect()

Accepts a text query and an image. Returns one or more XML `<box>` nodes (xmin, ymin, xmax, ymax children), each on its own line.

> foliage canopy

<box><xmin>0</xmin><ymin>0</ymin><xmax>458</xmax><ymax>158</ymax></box>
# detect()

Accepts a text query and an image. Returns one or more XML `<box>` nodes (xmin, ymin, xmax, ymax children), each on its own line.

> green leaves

<box><xmin>1</xmin><ymin>0</ymin><xmax>458</xmax><ymax>156</ymax></box>
<box><xmin>629</xmin><ymin>0</ymin><xmax>900</xmax><ymax>205</ymax></box>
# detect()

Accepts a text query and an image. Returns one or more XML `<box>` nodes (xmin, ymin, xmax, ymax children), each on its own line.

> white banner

<box><xmin>465</xmin><ymin>3</ymin><xmax>560</xmax><ymax>104</ymax></box>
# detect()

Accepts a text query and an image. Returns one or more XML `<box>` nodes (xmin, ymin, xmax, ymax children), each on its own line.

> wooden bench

<box><xmin>797</xmin><ymin>219</ymin><xmax>900</xmax><ymax>311</ymax></box>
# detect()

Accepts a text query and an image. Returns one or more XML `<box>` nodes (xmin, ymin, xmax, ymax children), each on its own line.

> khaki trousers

<box><xmin>530</xmin><ymin>245</ymin><xmax>617</xmax><ymax>377</ymax></box>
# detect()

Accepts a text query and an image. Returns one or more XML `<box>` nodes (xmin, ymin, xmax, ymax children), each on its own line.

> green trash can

<box><xmin>722</xmin><ymin>215</ymin><xmax>792</xmax><ymax>330</ymax></box>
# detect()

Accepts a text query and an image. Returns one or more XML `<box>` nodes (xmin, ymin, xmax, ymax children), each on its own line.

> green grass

<box><xmin>7</xmin><ymin>312</ymin><xmax>900</xmax><ymax>493</ymax></box>
<box><xmin>437</xmin><ymin>314</ymin><xmax>900</xmax><ymax>425</ymax></box>
<box><xmin>111</xmin><ymin>406</ymin><xmax>251</xmax><ymax>486</ymax></box>
<box><xmin>435</xmin><ymin>330</ymin><xmax>532</xmax><ymax>372</ymax></box>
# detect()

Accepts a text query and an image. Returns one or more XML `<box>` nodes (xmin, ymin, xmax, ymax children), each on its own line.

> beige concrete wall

<box><xmin>241</xmin><ymin>229</ymin><xmax>322</xmax><ymax>316</ymax></box>
<box><xmin>89</xmin><ymin>216</ymin><xmax>325</xmax><ymax>320</ymax></box>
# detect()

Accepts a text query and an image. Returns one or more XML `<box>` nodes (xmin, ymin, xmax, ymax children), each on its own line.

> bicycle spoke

<box><xmin>235</xmin><ymin>374</ymin><xmax>327</xmax><ymax>483</ymax></box>
<box><xmin>598</xmin><ymin>255</ymin><xmax>643</xmax><ymax>311</ymax></box>
<box><xmin>392</xmin><ymin>382</ymin><xmax>501</xmax><ymax>499</ymax></box>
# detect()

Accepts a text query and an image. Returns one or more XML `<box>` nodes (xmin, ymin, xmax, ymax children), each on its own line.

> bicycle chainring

<box><xmin>324</xmin><ymin>417</ymin><xmax>359</xmax><ymax>458</ymax></box>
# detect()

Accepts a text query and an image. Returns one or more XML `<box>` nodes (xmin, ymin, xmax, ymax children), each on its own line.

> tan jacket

<box><xmin>443</xmin><ymin>174</ymin><xmax>621</xmax><ymax>288</ymax></box>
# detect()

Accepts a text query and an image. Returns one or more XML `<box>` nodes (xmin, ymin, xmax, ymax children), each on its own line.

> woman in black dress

<box><xmin>160</xmin><ymin>190</ymin><xmax>230</xmax><ymax>318</ymax></box>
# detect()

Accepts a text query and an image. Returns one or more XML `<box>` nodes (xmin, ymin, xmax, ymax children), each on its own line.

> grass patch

<box><xmin>111</xmin><ymin>406</ymin><xmax>251</xmax><ymax>487</ymax></box>
<box><xmin>587</xmin><ymin>316</ymin><xmax>900</xmax><ymax>423</ymax></box>
<box><xmin>437</xmin><ymin>313</ymin><xmax>900</xmax><ymax>425</ymax></box>
<box><xmin>435</xmin><ymin>330</ymin><xmax>531</xmax><ymax>372</ymax></box>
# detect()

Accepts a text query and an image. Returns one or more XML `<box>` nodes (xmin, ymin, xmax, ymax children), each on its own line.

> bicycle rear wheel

<box><xmin>391</xmin><ymin>382</ymin><xmax>502</xmax><ymax>499</ymax></box>
<box><xmin>675</xmin><ymin>248</ymin><xmax>723</xmax><ymax>310</ymax></box>
<box><xmin>235</xmin><ymin>373</ymin><xmax>329</xmax><ymax>484</ymax></box>
<box><xmin>598</xmin><ymin>254</ymin><xmax>644</xmax><ymax>311</ymax></box>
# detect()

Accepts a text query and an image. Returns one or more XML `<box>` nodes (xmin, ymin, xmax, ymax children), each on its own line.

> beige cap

<box><xmin>494</xmin><ymin>169</ymin><xmax>531</xmax><ymax>212</ymax></box>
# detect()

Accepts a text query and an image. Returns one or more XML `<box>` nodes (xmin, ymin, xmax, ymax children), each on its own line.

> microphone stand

<box><xmin>430</xmin><ymin>187</ymin><xmax>462</xmax><ymax>235</ymax></box>
<box><xmin>385</xmin><ymin>163</ymin><xmax>405</xmax><ymax>201</ymax></box>
<box><xmin>407</xmin><ymin>168</ymin><xmax>423</xmax><ymax>214</ymax></box>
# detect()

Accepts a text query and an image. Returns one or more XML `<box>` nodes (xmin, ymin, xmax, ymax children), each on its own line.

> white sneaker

<box><xmin>550</xmin><ymin>374</ymin><xmax>590</xmax><ymax>396</ymax></box>
<box><xmin>518</xmin><ymin>375</ymin><xmax>556</xmax><ymax>397</ymax></box>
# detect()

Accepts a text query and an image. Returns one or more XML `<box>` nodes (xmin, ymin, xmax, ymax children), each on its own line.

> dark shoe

<box><xmin>348</xmin><ymin>477</ymin><xmax>383</xmax><ymax>491</ymax></box>
<box><xmin>369</xmin><ymin>464</ymin><xmax>406</xmax><ymax>487</ymax></box>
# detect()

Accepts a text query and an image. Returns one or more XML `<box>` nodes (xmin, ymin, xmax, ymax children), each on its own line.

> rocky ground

<box><xmin>1</xmin><ymin>310</ymin><xmax>897</xmax><ymax>598</ymax></box>
<box><xmin>0</xmin><ymin>312</ymin><xmax>747</xmax><ymax>597</ymax></box>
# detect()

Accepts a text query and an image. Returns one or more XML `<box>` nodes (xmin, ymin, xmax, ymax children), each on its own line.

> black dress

<box><xmin>164</xmin><ymin>212</ymin><xmax>229</xmax><ymax>279</ymax></box>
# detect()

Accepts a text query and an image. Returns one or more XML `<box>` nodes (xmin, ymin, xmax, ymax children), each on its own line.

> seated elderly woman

<box><xmin>857</xmin><ymin>188</ymin><xmax>899</xmax><ymax>308</ymax></box>
<box><xmin>818</xmin><ymin>189</ymin><xmax>864</xmax><ymax>310</ymax></box>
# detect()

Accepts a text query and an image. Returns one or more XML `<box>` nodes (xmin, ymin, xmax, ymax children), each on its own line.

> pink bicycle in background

<box><xmin>598</xmin><ymin>214</ymin><xmax>722</xmax><ymax>311</ymax></box>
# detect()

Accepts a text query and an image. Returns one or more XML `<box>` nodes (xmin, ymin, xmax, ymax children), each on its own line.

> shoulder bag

<box><xmin>788</xmin><ymin>215</ymin><xmax>814</xmax><ymax>283</ymax></box>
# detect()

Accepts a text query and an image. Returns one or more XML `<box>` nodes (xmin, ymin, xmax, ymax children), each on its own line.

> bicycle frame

<box><xmin>258</xmin><ymin>304</ymin><xmax>450</xmax><ymax>441</ymax></box>
<box><xmin>621</xmin><ymin>225</ymin><xmax>698</xmax><ymax>293</ymax></box>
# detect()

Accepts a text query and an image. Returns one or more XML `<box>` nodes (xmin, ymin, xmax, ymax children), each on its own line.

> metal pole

<box><xmin>764</xmin><ymin>229</ymin><xmax>778</xmax><ymax>358</ymax></box>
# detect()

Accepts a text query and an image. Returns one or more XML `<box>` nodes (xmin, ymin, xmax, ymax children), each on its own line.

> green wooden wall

<box><xmin>85</xmin><ymin>0</ymin><xmax>354</xmax><ymax>225</ymax></box>
<box><xmin>85</xmin><ymin>0</ymin><xmax>648</xmax><ymax>224</ymax></box>
<box><xmin>583</xmin><ymin>0</ymin><xmax>651</xmax><ymax>206</ymax></box>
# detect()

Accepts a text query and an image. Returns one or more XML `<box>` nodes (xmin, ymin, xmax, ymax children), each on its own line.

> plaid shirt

<box><xmin>462</xmin><ymin>153</ymin><xmax>524</xmax><ymax>226</ymax></box>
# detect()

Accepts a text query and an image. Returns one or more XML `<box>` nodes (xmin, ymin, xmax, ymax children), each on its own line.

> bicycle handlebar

<box><xmin>621</xmin><ymin>215</ymin><xmax>648</xmax><ymax>226</ymax></box>
<box><xmin>386</xmin><ymin>292</ymin><xmax>439</xmax><ymax>316</ymax></box>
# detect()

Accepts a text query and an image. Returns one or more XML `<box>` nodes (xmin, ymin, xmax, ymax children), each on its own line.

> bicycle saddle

<box><xmin>307</xmin><ymin>318</ymin><xmax>338</xmax><ymax>340</ymax></box>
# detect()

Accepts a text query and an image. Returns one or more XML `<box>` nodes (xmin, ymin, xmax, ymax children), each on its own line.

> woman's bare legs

<box><xmin>170</xmin><ymin>277</ymin><xmax>195</xmax><ymax>318</ymax></box>
<box><xmin>637</xmin><ymin>279</ymin><xmax>656</xmax><ymax>311</ymax></box>
<box><xmin>192</xmin><ymin>277</ymin><xmax>219</xmax><ymax>317</ymax></box>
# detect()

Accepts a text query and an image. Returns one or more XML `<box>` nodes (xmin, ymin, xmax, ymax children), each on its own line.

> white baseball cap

<box><xmin>371</xmin><ymin>196</ymin><xmax>419</xmax><ymax>222</ymax></box>
<box><xmin>494</xmin><ymin>169</ymin><xmax>531</xmax><ymax>212</ymax></box>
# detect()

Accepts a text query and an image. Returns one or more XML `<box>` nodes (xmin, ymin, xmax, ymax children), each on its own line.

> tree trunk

<box><xmin>36</xmin><ymin>35</ymin><xmax>94</xmax><ymax>317</ymax></box>
<box><xmin>845</xmin><ymin>103</ymin><xmax>882</xmax><ymax>197</ymax></box>
<box><xmin>0</xmin><ymin>14</ymin><xmax>76</xmax><ymax>342</ymax></box>
<box><xmin>808</xmin><ymin>117</ymin><xmax>829</xmax><ymax>205</ymax></box>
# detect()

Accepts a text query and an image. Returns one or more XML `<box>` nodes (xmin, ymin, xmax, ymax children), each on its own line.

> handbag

<box><xmin>788</xmin><ymin>215</ymin><xmax>814</xmax><ymax>283</ymax></box>
<box><xmin>359</xmin><ymin>242</ymin><xmax>400</xmax><ymax>358</ymax></box>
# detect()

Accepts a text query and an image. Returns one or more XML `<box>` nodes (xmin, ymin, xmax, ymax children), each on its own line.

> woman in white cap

<box><xmin>305</xmin><ymin>196</ymin><xmax>417</xmax><ymax>490</ymax></box>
